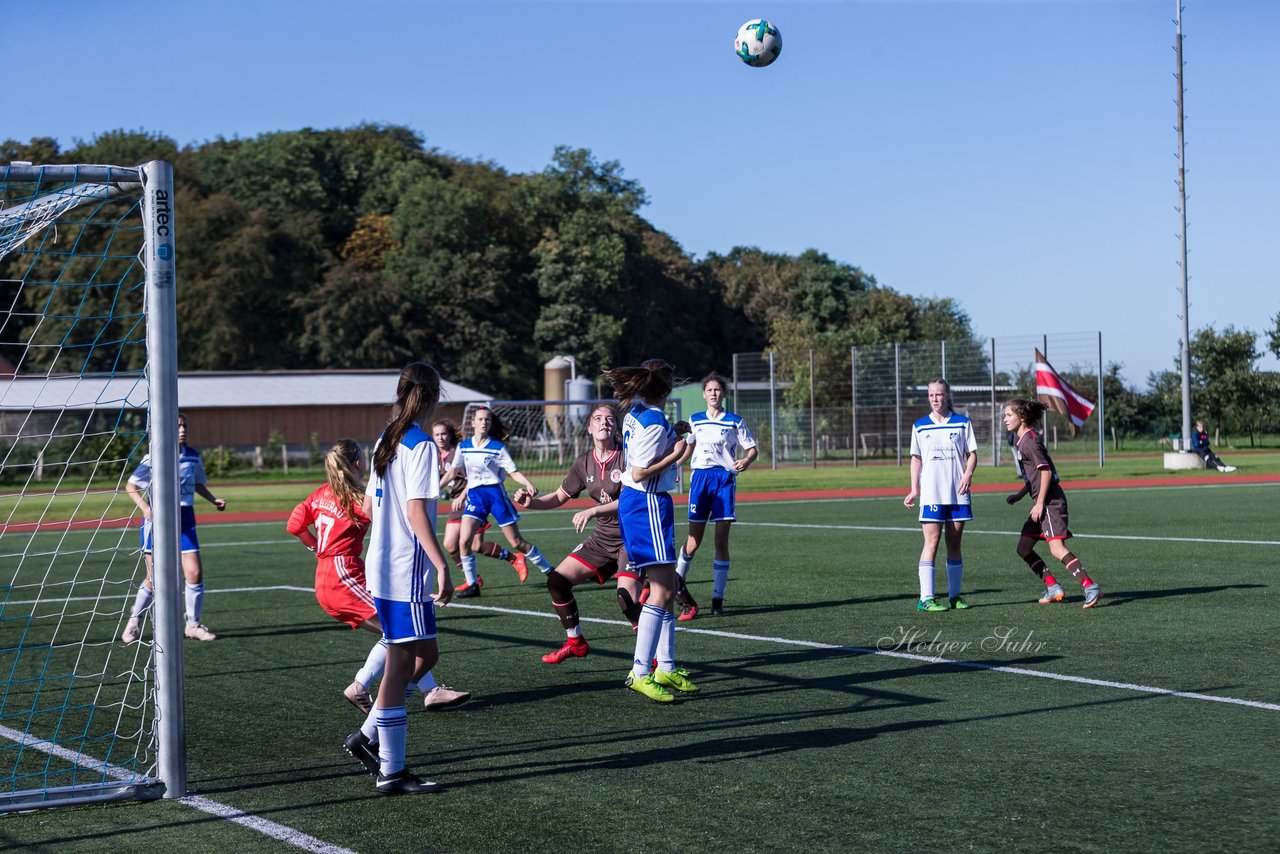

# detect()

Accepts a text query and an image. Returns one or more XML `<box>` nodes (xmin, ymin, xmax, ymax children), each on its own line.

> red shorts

<box><xmin>315</xmin><ymin>555</ymin><xmax>377</xmax><ymax>628</ymax></box>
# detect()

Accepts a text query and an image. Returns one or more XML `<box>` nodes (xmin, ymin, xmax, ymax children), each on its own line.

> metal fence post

<box><xmin>809</xmin><ymin>348</ymin><xmax>817</xmax><ymax>468</ymax></box>
<box><xmin>1098</xmin><ymin>331</ymin><xmax>1105</xmax><ymax>468</ymax></box>
<box><xmin>850</xmin><ymin>346</ymin><xmax>858</xmax><ymax>469</ymax></box>
<box><xmin>990</xmin><ymin>337</ymin><xmax>998</xmax><ymax>467</ymax></box>
<box><xmin>769</xmin><ymin>351</ymin><xmax>777</xmax><ymax>470</ymax></box>
<box><xmin>894</xmin><ymin>343</ymin><xmax>903</xmax><ymax>466</ymax></box>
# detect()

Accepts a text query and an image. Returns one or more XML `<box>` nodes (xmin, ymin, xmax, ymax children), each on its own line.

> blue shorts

<box><xmin>141</xmin><ymin>506</ymin><xmax>199</xmax><ymax>553</ymax></box>
<box><xmin>688</xmin><ymin>468</ymin><xmax>737</xmax><ymax>523</ymax></box>
<box><xmin>374</xmin><ymin>597</ymin><xmax>437</xmax><ymax>643</ymax></box>
<box><xmin>462</xmin><ymin>484</ymin><xmax>520</xmax><ymax>527</ymax></box>
<box><xmin>919</xmin><ymin>503</ymin><xmax>974</xmax><ymax>524</ymax></box>
<box><xmin>618</xmin><ymin>489</ymin><xmax>675</xmax><ymax>568</ymax></box>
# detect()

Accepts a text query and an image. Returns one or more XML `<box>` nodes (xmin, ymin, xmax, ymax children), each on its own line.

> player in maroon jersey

<box><xmin>513</xmin><ymin>404</ymin><xmax>646</xmax><ymax>664</ymax></box>
<box><xmin>287</xmin><ymin>439</ymin><xmax>470</xmax><ymax>714</ymax></box>
<box><xmin>1003</xmin><ymin>400</ymin><xmax>1103</xmax><ymax>609</ymax></box>
<box><xmin>432</xmin><ymin>419</ymin><xmax>529</xmax><ymax>592</ymax></box>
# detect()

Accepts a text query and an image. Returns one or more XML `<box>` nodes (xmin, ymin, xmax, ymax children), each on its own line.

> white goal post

<box><xmin>0</xmin><ymin>161</ymin><xmax>185</xmax><ymax>810</ymax></box>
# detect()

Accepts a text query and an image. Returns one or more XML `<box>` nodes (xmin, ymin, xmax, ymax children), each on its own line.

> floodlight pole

<box><xmin>1175</xmin><ymin>1</ymin><xmax>1193</xmax><ymax>450</ymax></box>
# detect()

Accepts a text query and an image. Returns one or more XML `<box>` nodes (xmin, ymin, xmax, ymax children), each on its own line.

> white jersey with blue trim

<box><xmin>686</xmin><ymin>410</ymin><xmax>757</xmax><ymax>472</ymax></box>
<box><xmin>128</xmin><ymin>445</ymin><xmax>206</xmax><ymax>507</ymax></box>
<box><xmin>909</xmin><ymin>412</ymin><xmax>978</xmax><ymax>506</ymax></box>
<box><xmin>621</xmin><ymin>402</ymin><xmax>679</xmax><ymax>493</ymax></box>
<box><xmin>454</xmin><ymin>437</ymin><xmax>517</xmax><ymax>487</ymax></box>
<box><xmin>364</xmin><ymin>422</ymin><xmax>441</xmax><ymax>602</ymax></box>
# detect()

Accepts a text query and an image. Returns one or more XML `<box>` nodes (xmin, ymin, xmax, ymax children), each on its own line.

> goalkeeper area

<box><xmin>3</xmin><ymin>481</ymin><xmax>1276</xmax><ymax>850</ymax></box>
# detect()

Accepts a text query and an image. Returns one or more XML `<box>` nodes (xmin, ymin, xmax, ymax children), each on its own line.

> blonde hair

<box><xmin>324</xmin><ymin>438</ymin><xmax>365</xmax><ymax>519</ymax></box>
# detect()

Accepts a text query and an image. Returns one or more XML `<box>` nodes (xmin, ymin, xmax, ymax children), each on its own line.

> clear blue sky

<box><xmin>9</xmin><ymin>0</ymin><xmax>1277</xmax><ymax>385</ymax></box>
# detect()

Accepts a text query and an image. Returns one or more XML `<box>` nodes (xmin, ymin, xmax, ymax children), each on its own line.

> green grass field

<box><xmin>5</xmin><ymin>449</ymin><xmax>1280</xmax><ymax>525</ymax></box>
<box><xmin>2</xmin><ymin>482</ymin><xmax>1278</xmax><ymax>852</ymax></box>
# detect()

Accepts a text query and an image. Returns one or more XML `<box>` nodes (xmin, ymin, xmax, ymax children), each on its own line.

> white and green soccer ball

<box><xmin>734</xmin><ymin>18</ymin><xmax>782</xmax><ymax>68</ymax></box>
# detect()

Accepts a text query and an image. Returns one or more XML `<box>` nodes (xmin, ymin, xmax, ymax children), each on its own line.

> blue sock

<box><xmin>712</xmin><ymin>559</ymin><xmax>730</xmax><ymax>600</ymax></box>
<box><xmin>946</xmin><ymin>560</ymin><xmax>964</xmax><ymax>599</ymax></box>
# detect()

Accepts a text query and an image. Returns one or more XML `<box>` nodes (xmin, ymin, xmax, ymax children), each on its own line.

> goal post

<box><xmin>0</xmin><ymin>161</ymin><xmax>185</xmax><ymax>809</ymax></box>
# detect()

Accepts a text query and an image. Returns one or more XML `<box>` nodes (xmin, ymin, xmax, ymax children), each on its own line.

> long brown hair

<box><xmin>604</xmin><ymin>359</ymin><xmax>674</xmax><ymax>410</ymax></box>
<box><xmin>374</xmin><ymin>362</ymin><xmax>443</xmax><ymax>477</ymax></box>
<box><xmin>324</xmin><ymin>438</ymin><xmax>365</xmax><ymax>519</ymax></box>
<box><xmin>431</xmin><ymin>419</ymin><xmax>461</xmax><ymax>450</ymax></box>
<box><xmin>472</xmin><ymin>405</ymin><xmax>509</xmax><ymax>442</ymax></box>
<box><xmin>1004</xmin><ymin>398</ymin><xmax>1048</xmax><ymax>429</ymax></box>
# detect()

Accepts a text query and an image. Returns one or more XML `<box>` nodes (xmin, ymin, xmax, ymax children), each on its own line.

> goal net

<box><xmin>0</xmin><ymin>162</ymin><xmax>184</xmax><ymax>810</ymax></box>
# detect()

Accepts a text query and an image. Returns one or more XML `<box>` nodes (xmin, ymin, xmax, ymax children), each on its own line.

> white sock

<box><xmin>129</xmin><ymin>586</ymin><xmax>154</xmax><ymax>620</ymax></box>
<box><xmin>632</xmin><ymin>604</ymin><xmax>664</xmax><ymax>676</ymax></box>
<box><xmin>567</xmin><ymin>625</ymin><xmax>583</xmax><ymax>639</ymax></box>
<box><xmin>675</xmin><ymin>550</ymin><xmax>691</xmax><ymax>580</ymax></box>
<box><xmin>184</xmin><ymin>582</ymin><xmax>203</xmax><ymax>624</ymax></box>
<box><xmin>525</xmin><ymin>544</ymin><xmax>554</xmax><ymax>574</ymax></box>
<box><xmin>356</xmin><ymin>638</ymin><xmax>388</xmax><ymax>689</ymax></box>
<box><xmin>375</xmin><ymin>706</ymin><xmax>407</xmax><ymax>776</ymax></box>
<box><xmin>360</xmin><ymin>705</ymin><xmax>379</xmax><ymax>742</ymax></box>
<box><xmin>461</xmin><ymin>554</ymin><xmax>478</xmax><ymax>585</ymax></box>
<box><xmin>417</xmin><ymin>670</ymin><xmax>438</xmax><ymax>693</ymax></box>
<box><xmin>918</xmin><ymin>562</ymin><xmax>935</xmax><ymax>601</ymax></box>
<box><xmin>656</xmin><ymin>608</ymin><xmax>676</xmax><ymax>672</ymax></box>
<box><xmin>946</xmin><ymin>560</ymin><xmax>963</xmax><ymax>599</ymax></box>
<box><xmin>712</xmin><ymin>559</ymin><xmax>730</xmax><ymax>600</ymax></box>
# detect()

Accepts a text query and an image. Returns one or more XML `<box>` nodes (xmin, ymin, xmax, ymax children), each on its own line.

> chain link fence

<box><xmin>731</xmin><ymin>332</ymin><xmax>1104</xmax><ymax>468</ymax></box>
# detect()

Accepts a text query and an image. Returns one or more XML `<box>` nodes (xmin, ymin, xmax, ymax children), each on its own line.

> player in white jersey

<box><xmin>121</xmin><ymin>413</ymin><xmax>226</xmax><ymax>644</ymax></box>
<box><xmin>903</xmin><ymin>378</ymin><xmax>978</xmax><ymax>612</ymax></box>
<box><xmin>342</xmin><ymin>362</ymin><xmax>453</xmax><ymax>796</ymax></box>
<box><xmin>605</xmin><ymin>359</ymin><xmax>699</xmax><ymax>703</ymax></box>
<box><xmin>432</xmin><ymin>418</ymin><xmax>529</xmax><ymax>592</ymax></box>
<box><xmin>440</xmin><ymin>406</ymin><xmax>554</xmax><ymax>596</ymax></box>
<box><xmin>674</xmin><ymin>372</ymin><xmax>757</xmax><ymax>619</ymax></box>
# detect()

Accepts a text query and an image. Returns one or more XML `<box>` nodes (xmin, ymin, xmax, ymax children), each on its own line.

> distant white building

<box><xmin>0</xmin><ymin>370</ymin><xmax>493</xmax><ymax>447</ymax></box>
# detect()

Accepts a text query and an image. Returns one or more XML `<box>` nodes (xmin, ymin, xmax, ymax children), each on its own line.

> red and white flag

<box><xmin>1035</xmin><ymin>349</ymin><xmax>1095</xmax><ymax>438</ymax></box>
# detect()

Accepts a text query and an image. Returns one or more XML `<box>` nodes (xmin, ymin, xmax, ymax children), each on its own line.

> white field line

<box><xmin>0</xmin><ymin>723</ymin><xmax>355</xmax><ymax>854</ymax></box>
<box><xmin>443</xmin><ymin>603</ymin><xmax>1280</xmax><ymax>712</ymax></box>
<box><xmin>736</xmin><ymin>521</ymin><xmax>1280</xmax><ymax>547</ymax></box>
<box><xmin>16</xmin><ymin>586</ymin><xmax>1278</xmax><ymax>714</ymax></box>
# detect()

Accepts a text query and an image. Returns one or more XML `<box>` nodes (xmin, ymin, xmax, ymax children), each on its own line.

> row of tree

<box><xmin>1</xmin><ymin>126</ymin><xmax>976</xmax><ymax>399</ymax></box>
<box><xmin>4</xmin><ymin>126</ymin><xmax>1277</xmax><ymax>441</ymax></box>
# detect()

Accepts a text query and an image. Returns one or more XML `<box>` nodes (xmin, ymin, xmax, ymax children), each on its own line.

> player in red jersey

<box><xmin>432</xmin><ymin>420</ymin><xmax>528</xmax><ymax>593</ymax></box>
<box><xmin>287</xmin><ymin>439</ymin><xmax>470</xmax><ymax>714</ymax></box>
<box><xmin>513</xmin><ymin>404</ymin><xmax>646</xmax><ymax>664</ymax></box>
<box><xmin>1003</xmin><ymin>399</ymin><xmax>1103</xmax><ymax>609</ymax></box>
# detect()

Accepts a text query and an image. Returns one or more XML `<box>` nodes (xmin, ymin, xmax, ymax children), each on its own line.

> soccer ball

<box><xmin>735</xmin><ymin>18</ymin><xmax>782</xmax><ymax>68</ymax></box>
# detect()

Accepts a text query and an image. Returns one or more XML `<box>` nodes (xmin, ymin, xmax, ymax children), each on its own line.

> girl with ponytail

<box><xmin>288</xmin><ymin>439</ymin><xmax>469</xmax><ymax>728</ymax></box>
<box><xmin>603</xmin><ymin>359</ymin><xmax>699</xmax><ymax>703</ymax></box>
<box><xmin>341</xmin><ymin>362</ymin><xmax>456</xmax><ymax>795</ymax></box>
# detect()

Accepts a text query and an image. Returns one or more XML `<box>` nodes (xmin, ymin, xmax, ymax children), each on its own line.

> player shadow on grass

<box><xmin>1082</xmin><ymin>582</ymin><xmax>1265</xmax><ymax>607</ymax></box>
<box><xmin>449</xmin><ymin>688</ymin><xmax>1157</xmax><ymax>788</ymax></box>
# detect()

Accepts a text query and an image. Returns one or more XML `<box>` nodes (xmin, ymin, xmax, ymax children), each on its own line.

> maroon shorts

<box><xmin>566</xmin><ymin>532</ymin><xmax>628</xmax><ymax>584</ymax></box>
<box><xmin>1020</xmin><ymin>497</ymin><xmax>1071</xmax><ymax>541</ymax></box>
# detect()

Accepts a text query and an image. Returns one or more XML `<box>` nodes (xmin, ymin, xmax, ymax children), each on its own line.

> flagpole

<box><xmin>1175</xmin><ymin>1</ymin><xmax>1193</xmax><ymax>451</ymax></box>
